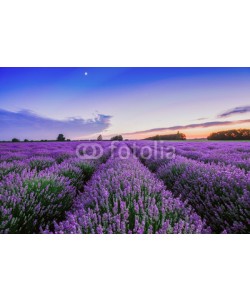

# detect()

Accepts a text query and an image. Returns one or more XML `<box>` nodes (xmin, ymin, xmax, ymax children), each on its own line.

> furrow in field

<box><xmin>50</xmin><ymin>145</ymin><xmax>209</xmax><ymax>234</ymax></box>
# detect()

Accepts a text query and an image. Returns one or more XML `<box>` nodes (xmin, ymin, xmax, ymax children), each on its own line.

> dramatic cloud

<box><xmin>0</xmin><ymin>109</ymin><xmax>112</xmax><ymax>140</ymax></box>
<box><xmin>218</xmin><ymin>106</ymin><xmax>250</xmax><ymax>118</ymax></box>
<box><xmin>125</xmin><ymin>119</ymin><xmax>250</xmax><ymax>136</ymax></box>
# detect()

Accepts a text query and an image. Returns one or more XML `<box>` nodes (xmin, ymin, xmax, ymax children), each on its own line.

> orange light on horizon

<box><xmin>122</xmin><ymin>123</ymin><xmax>250</xmax><ymax>140</ymax></box>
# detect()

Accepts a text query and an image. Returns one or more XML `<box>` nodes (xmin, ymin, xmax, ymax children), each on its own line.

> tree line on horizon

<box><xmin>10</xmin><ymin>134</ymin><xmax>71</xmax><ymax>143</ymax></box>
<box><xmin>144</xmin><ymin>131</ymin><xmax>186</xmax><ymax>140</ymax></box>
<box><xmin>144</xmin><ymin>129</ymin><xmax>250</xmax><ymax>141</ymax></box>
<box><xmin>6</xmin><ymin>128</ymin><xmax>250</xmax><ymax>142</ymax></box>
<box><xmin>9</xmin><ymin>134</ymin><xmax>125</xmax><ymax>143</ymax></box>
<box><xmin>207</xmin><ymin>129</ymin><xmax>250</xmax><ymax>140</ymax></box>
<box><xmin>97</xmin><ymin>134</ymin><xmax>123</xmax><ymax>141</ymax></box>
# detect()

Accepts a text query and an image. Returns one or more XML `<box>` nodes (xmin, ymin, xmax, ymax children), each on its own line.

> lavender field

<box><xmin>0</xmin><ymin>141</ymin><xmax>249</xmax><ymax>234</ymax></box>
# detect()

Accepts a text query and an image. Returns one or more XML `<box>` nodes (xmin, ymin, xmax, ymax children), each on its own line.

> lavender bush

<box><xmin>0</xmin><ymin>170</ymin><xmax>76</xmax><ymax>233</ymax></box>
<box><xmin>27</xmin><ymin>156</ymin><xmax>55</xmax><ymax>171</ymax></box>
<box><xmin>45</xmin><ymin>159</ymin><xmax>95</xmax><ymax>191</ymax></box>
<box><xmin>157</xmin><ymin>157</ymin><xmax>250</xmax><ymax>233</ymax></box>
<box><xmin>0</xmin><ymin>161</ymin><xmax>28</xmax><ymax>180</ymax></box>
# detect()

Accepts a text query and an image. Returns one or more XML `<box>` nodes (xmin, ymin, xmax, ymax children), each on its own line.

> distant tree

<box><xmin>208</xmin><ymin>129</ymin><xmax>250</xmax><ymax>140</ymax></box>
<box><xmin>24</xmin><ymin>139</ymin><xmax>29</xmax><ymax>142</ymax></box>
<box><xmin>176</xmin><ymin>131</ymin><xmax>186</xmax><ymax>140</ymax></box>
<box><xmin>97</xmin><ymin>134</ymin><xmax>103</xmax><ymax>141</ymax></box>
<box><xmin>12</xmin><ymin>138</ymin><xmax>20</xmax><ymax>142</ymax></box>
<box><xmin>144</xmin><ymin>132</ymin><xmax>186</xmax><ymax>141</ymax></box>
<box><xmin>57</xmin><ymin>134</ymin><xmax>66</xmax><ymax>141</ymax></box>
<box><xmin>66</xmin><ymin>139</ymin><xmax>71</xmax><ymax>141</ymax></box>
<box><xmin>111</xmin><ymin>135</ymin><xmax>123</xmax><ymax>141</ymax></box>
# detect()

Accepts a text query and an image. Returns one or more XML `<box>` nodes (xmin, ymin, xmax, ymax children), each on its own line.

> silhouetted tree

<box><xmin>12</xmin><ymin>138</ymin><xmax>20</xmax><ymax>142</ymax></box>
<box><xmin>24</xmin><ymin>139</ymin><xmax>29</xmax><ymax>142</ymax></box>
<box><xmin>111</xmin><ymin>135</ymin><xmax>123</xmax><ymax>141</ymax></box>
<box><xmin>57</xmin><ymin>134</ymin><xmax>66</xmax><ymax>141</ymax></box>
<box><xmin>97</xmin><ymin>135</ymin><xmax>103</xmax><ymax>141</ymax></box>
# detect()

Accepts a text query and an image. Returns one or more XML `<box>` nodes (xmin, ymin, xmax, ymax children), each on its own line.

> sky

<box><xmin>0</xmin><ymin>67</ymin><xmax>250</xmax><ymax>140</ymax></box>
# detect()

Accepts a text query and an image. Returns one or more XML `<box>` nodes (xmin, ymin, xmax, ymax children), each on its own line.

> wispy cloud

<box><xmin>124</xmin><ymin>119</ymin><xmax>250</xmax><ymax>136</ymax></box>
<box><xmin>195</xmin><ymin>117</ymin><xmax>208</xmax><ymax>121</ymax></box>
<box><xmin>0</xmin><ymin>109</ymin><xmax>112</xmax><ymax>140</ymax></box>
<box><xmin>218</xmin><ymin>106</ymin><xmax>250</xmax><ymax>118</ymax></box>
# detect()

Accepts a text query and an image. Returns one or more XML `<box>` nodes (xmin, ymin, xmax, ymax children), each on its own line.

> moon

<box><xmin>84</xmin><ymin>72</ymin><xmax>88</xmax><ymax>76</ymax></box>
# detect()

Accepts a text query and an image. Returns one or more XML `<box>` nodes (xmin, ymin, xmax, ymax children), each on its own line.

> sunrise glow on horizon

<box><xmin>0</xmin><ymin>67</ymin><xmax>250</xmax><ymax>140</ymax></box>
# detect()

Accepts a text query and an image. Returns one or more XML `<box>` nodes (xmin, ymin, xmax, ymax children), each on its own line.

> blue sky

<box><xmin>0</xmin><ymin>67</ymin><xmax>250</xmax><ymax>140</ymax></box>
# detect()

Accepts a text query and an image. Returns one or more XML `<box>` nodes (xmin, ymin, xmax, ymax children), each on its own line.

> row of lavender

<box><xmin>49</xmin><ymin>145</ymin><xmax>209</xmax><ymax>234</ymax></box>
<box><xmin>129</xmin><ymin>141</ymin><xmax>250</xmax><ymax>233</ymax></box>
<box><xmin>0</xmin><ymin>141</ymin><xmax>111</xmax><ymax>163</ymax></box>
<box><xmin>131</xmin><ymin>141</ymin><xmax>250</xmax><ymax>170</ymax></box>
<box><xmin>175</xmin><ymin>142</ymin><xmax>250</xmax><ymax>171</ymax></box>
<box><xmin>0</xmin><ymin>142</ymin><xmax>111</xmax><ymax>233</ymax></box>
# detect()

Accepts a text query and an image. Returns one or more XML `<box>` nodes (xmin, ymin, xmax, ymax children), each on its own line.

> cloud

<box><xmin>218</xmin><ymin>106</ymin><xmax>250</xmax><ymax>118</ymax></box>
<box><xmin>0</xmin><ymin>109</ymin><xmax>112</xmax><ymax>140</ymax></box>
<box><xmin>124</xmin><ymin>119</ymin><xmax>250</xmax><ymax>136</ymax></box>
<box><xmin>195</xmin><ymin>117</ymin><xmax>208</xmax><ymax>121</ymax></box>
